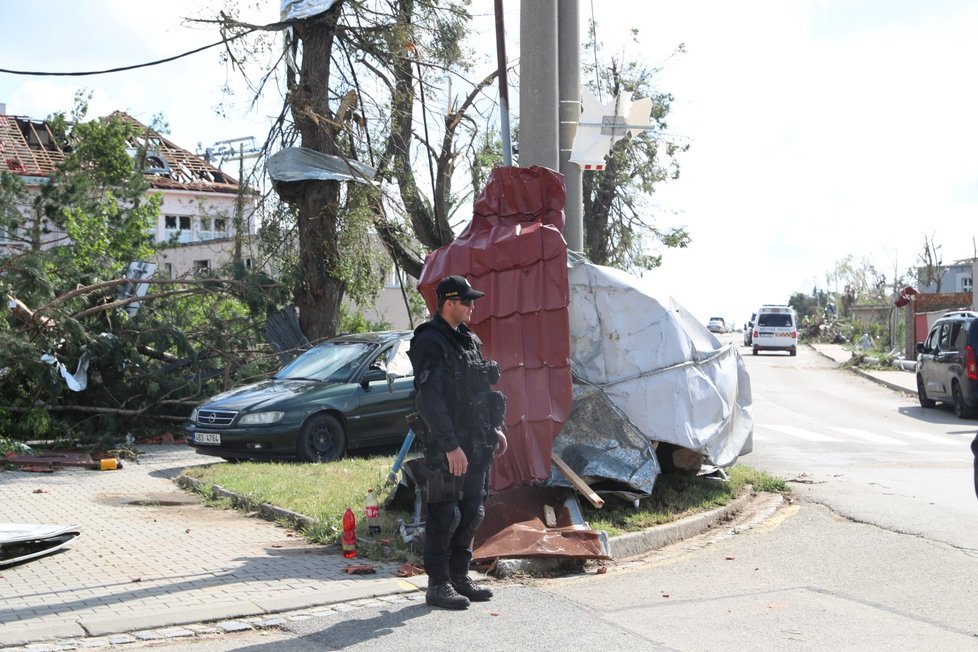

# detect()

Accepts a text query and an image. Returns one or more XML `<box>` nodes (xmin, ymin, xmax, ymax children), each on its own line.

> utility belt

<box><xmin>406</xmin><ymin>413</ymin><xmax>497</xmax><ymax>503</ymax></box>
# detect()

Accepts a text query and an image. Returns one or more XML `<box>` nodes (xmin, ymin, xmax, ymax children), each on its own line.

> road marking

<box><xmin>826</xmin><ymin>426</ymin><xmax>909</xmax><ymax>446</ymax></box>
<box><xmin>894</xmin><ymin>430</ymin><xmax>961</xmax><ymax>446</ymax></box>
<box><xmin>756</xmin><ymin>503</ymin><xmax>800</xmax><ymax>532</ymax></box>
<box><xmin>762</xmin><ymin>424</ymin><xmax>842</xmax><ymax>442</ymax></box>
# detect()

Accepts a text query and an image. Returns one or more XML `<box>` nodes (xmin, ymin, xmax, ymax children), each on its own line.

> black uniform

<box><xmin>408</xmin><ymin>314</ymin><xmax>501</xmax><ymax>586</ymax></box>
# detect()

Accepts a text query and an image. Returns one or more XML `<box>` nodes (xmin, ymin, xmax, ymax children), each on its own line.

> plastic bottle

<box><xmin>342</xmin><ymin>507</ymin><xmax>357</xmax><ymax>558</ymax></box>
<box><xmin>365</xmin><ymin>488</ymin><xmax>380</xmax><ymax>536</ymax></box>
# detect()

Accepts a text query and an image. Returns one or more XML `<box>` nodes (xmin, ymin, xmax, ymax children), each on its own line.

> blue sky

<box><xmin>2</xmin><ymin>1</ymin><xmax>977</xmax><ymax>325</ymax></box>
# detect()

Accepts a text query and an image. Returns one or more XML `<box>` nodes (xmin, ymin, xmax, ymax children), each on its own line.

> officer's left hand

<box><xmin>494</xmin><ymin>429</ymin><xmax>508</xmax><ymax>458</ymax></box>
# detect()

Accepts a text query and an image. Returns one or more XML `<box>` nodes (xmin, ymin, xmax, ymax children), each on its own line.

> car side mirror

<box><xmin>915</xmin><ymin>342</ymin><xmax>925</xmax><ymax>354</ymax></box>
<box><xmin>360</xmin><ymin>368</ymin><xmax>387</xmax><ymax>387</ymax></box>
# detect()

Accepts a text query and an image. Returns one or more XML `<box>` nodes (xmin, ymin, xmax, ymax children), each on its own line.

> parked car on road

<box><xmin>744</xmin><ymin>312</ymin><xmax>756</xmax><ymax>346</ymax></box>
<box><xmin>915</xmin><ymin>311</ymin><xmax>978</xmax><ymax>418</ymax></box>
<box><xmin>751</xmin><ymin>305</ymin><xmax>797</xmax><ymax>356</ymax></box>
<box><xmin>186</xmin><ymin>331</ymin><xmax>416</xmax><ymax>462</ymax></box>
<box><xmin>707</xmin><ymin>317</ymin><xmax>727</xmax><ymax>333</ymax></box>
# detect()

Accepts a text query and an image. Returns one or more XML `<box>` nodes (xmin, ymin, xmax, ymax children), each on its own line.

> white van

<box><xmin>751</xmin><ymin>305</ymin><xmax>798</xmax><ymax>356</ymax></box>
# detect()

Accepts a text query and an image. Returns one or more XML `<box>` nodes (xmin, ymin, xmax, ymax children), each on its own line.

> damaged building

<box><xmin>0</xmin><ymin>105</ymin><xmax>258</xmax><ymax>278</ymax></box>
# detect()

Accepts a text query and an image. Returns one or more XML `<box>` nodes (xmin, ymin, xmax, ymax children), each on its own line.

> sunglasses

<box><xmin>454</xmin><ymin>298</ymin><xmax>473</xmax><ymax>307</ymax></box>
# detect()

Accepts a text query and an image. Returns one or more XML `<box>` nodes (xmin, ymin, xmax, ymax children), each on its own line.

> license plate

<box><xmin>194</xmin><ymin>432</ymin><xmax>221</xmax><ymax>445</ymax></box>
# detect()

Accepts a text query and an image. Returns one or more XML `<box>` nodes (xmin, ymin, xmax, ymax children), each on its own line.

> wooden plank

<box><xmin>551</xmin><ymin>453</ymin><xmax>604</xmax><ymax>509</ymax></box>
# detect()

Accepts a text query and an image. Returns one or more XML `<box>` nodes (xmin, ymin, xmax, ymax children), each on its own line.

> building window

<box><xmin>961</xmin><ymin>276</ymin><xmax>973</xmax><ymax>293</ymax></box>
<box><xmin>164</xmin><ymin>215</ymin><xmax>192</xmax><ymax>243</ymax></box>
<box><xmin>214</xmin><ymin>218</ymin><xmax>226</xmax><ymax>232</ymax></box>
<box><xmin>193</xmin><ymin>260</ymin><xmax>210</xmax><ymax>274</ymax></box>
<box><xmin>162</xmin><ymin>263</ymin><xmax>173</xmax><ymax>279</ymax></box>
<box><xmin>197</xmin><ymin>217</ymin><xmax>225</xmax><ymax>241</ymax></box>
<box><xmin>244</xmin><ymin>257</ymin><xmax>253</xmax><ymax>270</ymax></box>
<box><xmin>164</xmin><ymin>215</ymin><xmax>192</xmax><ymax>230</ymax></box>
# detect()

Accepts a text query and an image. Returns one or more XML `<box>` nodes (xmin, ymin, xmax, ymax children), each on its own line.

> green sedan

<box><xmin>186</xmin><ymin>331</ymin><xmax>415</xmax><ymax>462</ymax></box>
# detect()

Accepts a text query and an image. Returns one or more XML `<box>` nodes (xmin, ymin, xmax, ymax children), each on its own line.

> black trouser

<box><xmin>423</xmin><ymin>461</ymin><xmax>490</xmax><ymax>585</ymax></box>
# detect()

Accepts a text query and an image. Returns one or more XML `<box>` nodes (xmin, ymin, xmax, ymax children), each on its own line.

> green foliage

<box><xmin>181</xmin><ymin>456</ymin><xmax>417</xmax><ymax>560</ymax></box>
<box><xmin>830</xmin><ymin>254</ymin><xmax>891</xmax><ymax>306</ymax></box>
<box><xmin>584</xmin><ymin>465</ymin><xmax>788</xmax><ymax>537</ymax></box>
<box><xmin>788</xmin><ymin>289</ymin><xmax>834</xmax><ymax>322</ymax></box>
<box><xmin>0</xmin><ymin>100</ymin><xmax>288</xmax><ymax>446</ymax></box>
<box><xmin>0</xmin><ymin>434</ymin><xmax>32</xmax><ymax>456</ymax></box>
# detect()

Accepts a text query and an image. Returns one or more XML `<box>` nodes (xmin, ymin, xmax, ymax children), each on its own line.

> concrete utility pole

<box><xmin>557</xmin><ymin>0</ymin><xmax>583</xmax><ymax>252</ymax></box>
<box><xmin>520</xmin><ymin>0</ymin><xmax>583</xmax><ymax>251</ymax></box>
<box><xmin>519</xmin><ymin>0</ymin><xmax>559</xmax><ymax>170</ymax></box>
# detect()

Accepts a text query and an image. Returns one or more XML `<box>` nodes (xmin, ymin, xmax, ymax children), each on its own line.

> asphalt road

<box><xmin>741</xmin><ymin>339</ymin><xmax>977</xmax><ymax>549</ymax></box>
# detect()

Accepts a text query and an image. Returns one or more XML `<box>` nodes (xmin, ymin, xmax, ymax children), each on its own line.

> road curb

<box><xmin>849</xmin><ymin>367</ymin><xmax>917</xmax><ymax>396</ymax></box>
<box><xmin>609</xmin><ymin>489</ymin><xmax>757</xmax><ymax>560</ymax></box>
<box><xmin>493</xmin><ymin>488</ymin><xmax>760</xmax><ymax>577</ymax></box>
<box><xmin>175</xmin><ymin>472</ymin><xmax>319</xmax><ymax>530</ymax></box>
<box><xmin>810</xmin><ymin>344</ymin><xmax>916</xmax><ymax>396</ymax></box>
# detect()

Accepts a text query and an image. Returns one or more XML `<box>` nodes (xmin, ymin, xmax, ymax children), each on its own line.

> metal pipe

<box><xmin>387</xmin><ymin>428</ymin><xmax>416</xmax><ymax>484</ymax></box>
<box><xmin>494</xmin><ymin>0</ymin><xmax>512</xmax><ymax>167</ymax></box>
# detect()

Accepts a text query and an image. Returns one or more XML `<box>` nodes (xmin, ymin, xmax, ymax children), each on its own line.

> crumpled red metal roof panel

<box><xmin>472</xmin><ymin>486</ymin><xmax>610</xmax><ymax>560</ymax></box>
<box><xmin>417</xmin><ymin>166</ymin><xmax>572</xmax><ymax>492</ymax></box>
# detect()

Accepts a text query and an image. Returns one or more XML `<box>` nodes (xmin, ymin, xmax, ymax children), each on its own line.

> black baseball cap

<box><xmin>436</xmin><ymin>275</ymin><xmax>485</xmax><ymax>301</ymax></box>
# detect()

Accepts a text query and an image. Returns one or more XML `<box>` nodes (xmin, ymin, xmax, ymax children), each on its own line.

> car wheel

<box><xmin>952</xmin><ymin>381</ymin><xmax>974</xmax><ymax>419</ymax></box>
<box><xmin>752</xmin><ymin>346</ymin><xmax>758</xmax><ymax>356</ymax></box>
<box><xmin>789</xmin><ymin>347</ymin><xmax>797</xmax><ymax>356</ymax></box>
<box><xmin>916</xmin><ymin>375</ymin><xmax>935</xmax><ymax>408</ymax></box>
<box><xmin>298</xmin><ymin>413</ymin><xmax>347</xmax><ymax>462</ymax></box>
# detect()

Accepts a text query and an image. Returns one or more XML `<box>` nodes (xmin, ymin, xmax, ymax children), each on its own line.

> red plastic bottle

<box><xmin>342</xmin><ymin>507</ymin><xmax>357</xmax><ymax>558</ymax></box>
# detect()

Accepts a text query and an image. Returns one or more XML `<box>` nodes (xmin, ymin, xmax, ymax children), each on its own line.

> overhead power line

<box><xmin>0</xmin><ymin>28</ymin><xmax>259</xmax><ymax>77</ymax></box>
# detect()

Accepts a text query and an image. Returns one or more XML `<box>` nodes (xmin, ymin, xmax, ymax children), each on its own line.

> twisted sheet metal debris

<box><xmin>548</xmin><ymin>383</ymin><xmax>661</xmax><ymax>504</ymax></box>
<box><xmin>0</xmin><ymin>523</ymin><xmax>80</xmax><ymax>567</ymax></box>
<box><xmin>266</xmin><ymin>147</ymin><xmax>376</xmax><ymax>185</ymax></box>
<box><xmin>567</xmin><ymin>257</ymin><xmax>754</xmax><ymax>467</ymax></box>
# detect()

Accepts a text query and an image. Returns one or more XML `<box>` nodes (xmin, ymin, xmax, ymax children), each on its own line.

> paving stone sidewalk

<box><xmin>0</xmin><ymin>445</ymin><xmax>423</xmax><ymax>648</ymax></box>
<box><xmin>809</xmin><ymin>343</ymin><xmax>917</xmax><ymax>394</ymax></box>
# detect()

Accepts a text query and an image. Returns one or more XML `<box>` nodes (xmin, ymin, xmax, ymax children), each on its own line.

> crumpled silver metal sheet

<box><xmin>549</xmin><ymin>384</ymin><xmax>661</xmax><ymax>503</ymax></box>
<box><xmin>266</xmin><ymin>147</ymin><xmax>376</xmax><ymax>184</ymax></box>
<box><xmin>567</xmin><ymin>258</ymin><xmax>754</xmax><ymax>468</ymax></box>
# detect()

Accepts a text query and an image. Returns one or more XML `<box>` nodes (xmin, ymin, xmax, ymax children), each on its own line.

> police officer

<box><xmin>408</xmin><ymin>275</ymin><xmax>508</xmax><ymax>610</ymax></box>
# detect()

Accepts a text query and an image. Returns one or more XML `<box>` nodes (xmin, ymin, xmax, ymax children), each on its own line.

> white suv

<box><xmin>751</xmin><ymin>305</ymin><xmax>798</xmax><ymax>356</ymax></box>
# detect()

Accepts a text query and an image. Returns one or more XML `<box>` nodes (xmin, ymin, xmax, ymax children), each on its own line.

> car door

<box><xmin>946</xmin><ymin>320</ymin><xmax>968</xmax><ymax>392</ymax></box>
<box><xmin>920</xmin><ymin>323</ymin><xmax>945</xmax><ymax>398</ymax></box>
<box><xmin>346</xmin><ymin>341</ymin><xmax>416</xmax><ymax>446</ymax></box>
<box><xmin>931</xmin><ymin>321</ymin><xmax>957</xmax><ymax>399</ymax></box>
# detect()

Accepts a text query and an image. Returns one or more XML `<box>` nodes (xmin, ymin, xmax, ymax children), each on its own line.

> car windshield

<box><xmin>758</xmin><ymin>314</ymin><xmax>792</xmax><ymax>327</ymax></box>
<box><xmin>274</xmin><ymin>341</ymin><xmax>377</xmax><ymax>383</ymax></box>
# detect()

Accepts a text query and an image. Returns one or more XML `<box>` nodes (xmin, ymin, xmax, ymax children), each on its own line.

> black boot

<box><xmin>450</xmin><ymin>575</ymin><xmax>493</xmax><ymax>602</ymax></box>
<box><xmin>426</xmin><ymin>582</ymin><xmax>470</xmax><ymax>610</ymax></box>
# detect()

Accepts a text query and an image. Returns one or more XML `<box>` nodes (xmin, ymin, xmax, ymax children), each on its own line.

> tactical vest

<box><xmin>437</xmin><ymin>341</ymin><xmax>488</xmax><ymax>437</ymax></box>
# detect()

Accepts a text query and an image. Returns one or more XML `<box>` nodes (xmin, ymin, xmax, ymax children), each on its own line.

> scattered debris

<box><xmin>395</xmin><ymin>563</ymin><xmax>425</xmax><ymax>577</ymax></box>
<box><xmin>0</xmin><ymin>523</ymin><xmax>81</xmax><ymax>567</ymax></box>
<box><xmin>5</xmin><ymin>451</ymin><xmax>123</xmax><ymax>472</ymax></box>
